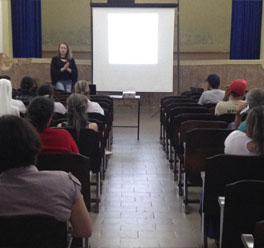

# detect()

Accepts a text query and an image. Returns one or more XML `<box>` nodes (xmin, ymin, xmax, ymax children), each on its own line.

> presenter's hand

<box><xmin>65</xmin><ymin>61</ymin><xmax>70</xmax><ymax>68</ymax></box>
<box><xmin>66</xmin><ymin>67</ymin><xmax>72</xmax><ymax>73</ymax></box>
<box><xmin>61</xmin><ymin>62</ymin><xmax>70</xmax><ymax>72</ymax></box>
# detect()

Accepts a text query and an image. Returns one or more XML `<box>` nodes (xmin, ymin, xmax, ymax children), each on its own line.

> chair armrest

<box><xmin>241</xmin><ymin>234</ymin><xmax>254</xmax><ymax>248</ymax></box>
<box><xmin>218</xmin><ymin>196</ymin><xmax>225</xmax><ymax>248</ymax></box>
<box><xmin>201</xmin><ymin>171</ymin><xmax>205</xmax><ymax>182</ymax></box>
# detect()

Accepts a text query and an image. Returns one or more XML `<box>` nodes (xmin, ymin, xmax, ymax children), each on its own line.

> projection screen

<box><xmin>92</xmin><ymin>7</ymin><xmax>175</xmax><ymax>92</ymax></box>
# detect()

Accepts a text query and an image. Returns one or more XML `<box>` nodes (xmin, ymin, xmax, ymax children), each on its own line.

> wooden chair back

<box><xmin>203</xmin><ymin>155</ymin><xmax>264</xmax><ymax>216</ymax></box>
<box><xmin>216</xmin><ymin>113</ymin><xmax>236</xmax><ymax>123</ymax></box>
<box><xmin>0</xmin><ymin>215</ymin><xmax>67</xmax><ymax>248</ymax></box>
<box><xmin>64</xmin><ymin>128</ymin><xmax>103</xmax><ymax>173</ymax></box>
<box><xmin>37</xmin><ymin>153</ymin><xmax>91</xmax><ymax>211</ymax></box>
<box><xmin>222</xmin><ymin>180</ymin><xmax>264</xmax><ymax>248</ymax></box>
<box><xmin>179</xmin><ymin>120</ymin><xmax>228</xmax><ymax>148</ymax></box>
<box><xmin>184</xmin><ymin>128</ymin><xmax>232</xmax><ymax>183</ymax></box>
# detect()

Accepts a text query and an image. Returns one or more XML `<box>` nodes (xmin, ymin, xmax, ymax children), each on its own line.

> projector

<box><xmin>122</xmin><ymin>91</ymin><xmax>136</xmax><ymax>98</ymax></box>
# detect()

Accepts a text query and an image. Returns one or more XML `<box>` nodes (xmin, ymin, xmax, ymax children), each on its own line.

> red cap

<box><xmin>229</xmin><ymin>79</ymin><xmax>248</xmax><ymax>95</ymax></box>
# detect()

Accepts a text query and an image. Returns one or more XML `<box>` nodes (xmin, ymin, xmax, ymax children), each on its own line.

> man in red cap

<box><xmin>215</xmin><ymin>79</ymin><xmax>248</xmax><ymax>115</ymax></box>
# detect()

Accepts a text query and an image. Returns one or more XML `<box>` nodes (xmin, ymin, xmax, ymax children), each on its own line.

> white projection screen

<box><xmin>92</xmin><ymin>7</ymin><xmax>175</xmax><ymax>92</ymax></box>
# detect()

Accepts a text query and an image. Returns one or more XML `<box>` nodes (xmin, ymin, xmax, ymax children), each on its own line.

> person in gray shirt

<box><xmin>198</xmin><ymin>74</ymin><xmax>225</xmax><ymax>105</ymax></box>
<box><xmin>0</xmin><ymin>115</ymin><xmax>92</xmax><ymax>238</ymax></box>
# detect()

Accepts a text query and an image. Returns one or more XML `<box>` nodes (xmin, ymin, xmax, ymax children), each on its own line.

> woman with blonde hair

<box><xmin>58</xmin><ymin>94</ymin><xmax>98</xmax><ymax>137</ymax></box>
<box><xmin>50</xmin><ymin>42</ymin><xmax>78</xmax><ymax>93</ymax></box>
<box><xmin>74</xmin><ymin>80</ymin><xmax>104</xmax><ymax>115</ymax></box>
<box><xmin>0</xmin><ymin>79</ymin><xmax>19</xmax><ymax>117</ymax></box>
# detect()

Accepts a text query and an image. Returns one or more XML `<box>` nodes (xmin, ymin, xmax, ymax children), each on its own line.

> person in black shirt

<box><xmin>50</xmin><ymin>42</ymin><xmax>78</xmax><ymax>93</ymax></box>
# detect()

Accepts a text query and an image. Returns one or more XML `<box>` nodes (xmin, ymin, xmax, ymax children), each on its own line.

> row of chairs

<box><xmin>159</xmin><ymin>95</ymin><xmax>236</xmax><ymax>210</ymax></box>
<box><xmin>160</xmin><ymin>96</ymin><xmax>264</xmax><ymax>247</ymax></box>
<box><xmin>0</xmin><ymin>94</ymin><xmax>112</xmax><ymax>247</ymax></box>
<box><xmin>201</xmin><ymin>154</ymin><xmax>264</xmax><ymax>248</ymax></box>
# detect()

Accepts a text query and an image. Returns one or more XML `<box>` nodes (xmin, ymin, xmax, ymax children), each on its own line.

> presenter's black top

<box><xmin>50</xmin><ymin>56</ymin><xmax>78</xmax><ymax>85</ymax></box>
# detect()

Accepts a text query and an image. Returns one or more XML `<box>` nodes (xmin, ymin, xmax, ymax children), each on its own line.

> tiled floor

<box><xmin>90</xmin><ymin>106</ymin><xmax>216</xmax><ymax>248</ymax></box>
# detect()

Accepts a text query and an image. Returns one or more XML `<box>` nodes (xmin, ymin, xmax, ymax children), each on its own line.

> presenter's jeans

<box><xmin>55</xmin><ymin>80</ymin><xmax>72</xmax><ymax>93</ymax></box>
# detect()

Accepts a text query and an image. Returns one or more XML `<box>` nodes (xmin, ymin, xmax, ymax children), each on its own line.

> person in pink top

<box><xmin>27</xmin><ymin>96</ymin><xmax>79</xmax><ymax>154</ymax></box>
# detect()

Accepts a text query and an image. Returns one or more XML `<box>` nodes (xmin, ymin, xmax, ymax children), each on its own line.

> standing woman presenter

<box><xmin>50</xmin><ymin>42</ymin><xmax>78</xmax><ymax>93</ymax></box>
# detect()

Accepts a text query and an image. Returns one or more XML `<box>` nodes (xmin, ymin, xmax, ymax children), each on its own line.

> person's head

<box><xmin>74</xmin><ymin>80</ymin><xmax>90</xmax><ymax>96</ymax></box>
<box><xmin>58</xmin><ymin>42</ymin><xmax>72</xmax><ymax>60</ymax></box>
<box><xmin>37</xmin><ymin>84</ymin><xmax>54</xmax><ymax>98</ymax></box>
<box><xmin>67</xmin><ymin>93</ymin><xmax>88</xmax><ymax>136</ymax></box>
<box><xmin>0</xmin><ymin>75</ymin><xmax>11</xmax><ymax>80</ymax></box>
<box><xmin>27</xmin><ymin>96</ymin><xmax>54</xmax><ymax>132</ymax></box>
<box><xmin>20</xmin><ymin>76</ymin><xmax>35</xmax><ymax>91</ymax></box>
<box><xmin>206</xmin><ymin>74</ymin><xmax>220</xmax><ymax>90</ymax></box>
<box><xmin>229</xmin><ymin>79</ymin><xmax>248</xmax><ymax>98</ymax></box>
<box><xmin>246</xmin><ymin>106</ymin><xmax>264</xmax><ymax>154</ymax></box>
<box><xmin>0</xmin><ymin>79</ymin><xmax>12</xmax><ymax>116</ymax></box>
<box><xmin>0</xmin><ymin>115</ymin><xmax>41</xmax><ymax>172</ymax></box>
<box><xmin>246</xmin><ymin>88</ymin><xmax>264</xmax><ymax>109</ymax></box>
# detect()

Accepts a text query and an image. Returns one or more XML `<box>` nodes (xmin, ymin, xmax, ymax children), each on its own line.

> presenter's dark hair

<box><xmin>0</xmin><ymin>115</ymin><xmax>41</xmax><ymax>172</ymax></box>
<box><xmin>28</xmin><ymin>96</ymin><xmax>54</xmax><ymax>132</ymax></box>
<box><xmin>206</xmin><ymin>74</ymin><xmax>220</xmax><ymax>89</ymax></box>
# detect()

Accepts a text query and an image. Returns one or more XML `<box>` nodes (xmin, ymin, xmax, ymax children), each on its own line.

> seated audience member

<box><xmin>15</xmin><ymin>76</ymin><xmax>36</xmax><ymax>104</ymax></box>
<box><xmin>198</xmin><ymin>74</ymin><xmax>225</xmax><ymax>105</ymax></box>
<box><xmin>225</xmin><ymin>106</ymin><xmax>264</xmax><ymax>155</ymax></box>
<box><xmin>37</xmin><ymin>83</ymin><xmax>66</xmax><ymax>115</ymax></box>
<box><xmin>74</xmin><ymin>80</ymin><xmax>104</xmax><ymax>115</ymax></box>
<box><xmin>215</xmin><ymin>79</ymin><xmax>248</xmax><ymax>116</ymax></box>
<box><xmin>0</xmin><ymin>79</ymin><xmax>19</xmax><ymax>117</ymax></box>
<box><xmin>0</xmin><ymin>76</ymin><xmax>26</xmax><ymax>115</ymax></box>
<box><xmin>28</xmin><ymin>96</ymin><xmax>79</xmax><ymax>154</ymax></box>
<box><xmin>232</xmin><ymin>88</ymin><xmax>264</xmax><ymax>131</ymax></box>
<box><xmin>0</xmin><ymin>115</ymin><xmax>92</xmax><ymax>238</ymax></box>
<box><xmin>58</xmin><ymin>93</ymin><xmax>98</xmax><ymax>136</ymax></box>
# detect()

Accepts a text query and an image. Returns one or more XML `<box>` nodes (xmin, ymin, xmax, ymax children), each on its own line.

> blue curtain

<box><xmin>11</xmin><ymin>0</ymin><xmax>42</xmax><ymax>58</ymax></box>
<box><xmin>230</xmin><ymin>0</ymin><xmax>262</xmax><ymax>59</ymax></box>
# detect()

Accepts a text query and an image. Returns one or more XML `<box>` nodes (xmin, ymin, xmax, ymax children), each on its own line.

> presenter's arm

<box><xmin>50</xmin><ymin>57</ymin><xmax>61</xmax><ymax>85</ymax></box>
<box><xmin>70</xmin><ymin>58</ymin><xmax>78</xmax><ymax>84</ymax></box>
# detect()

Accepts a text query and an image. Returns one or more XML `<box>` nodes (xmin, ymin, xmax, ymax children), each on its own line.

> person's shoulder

<box><xmin>51</xmin><ymin>56</ymin><xmax>59</xmax><ymax>62</ymax></box>
<box><xmin>225</xmin><ymin>130</ymin><xmax>246</xmax><ymax>145</ymax></box>
<box><xmin>238</xmin><ymin>121</ymin><xmax>247</xmax><ymax>132</ymax></box>
<box><xmin>39</xmin><ymin>170</ymin><xmax>81</xmax><ymax>187</ymax></box>
<box><xmin>11</xmin><ymin>105</ymin><xmax>20</xmax><ymax>116</ymax></box>
<box><xmin>45</xmin><ymin>127</ymin><xmax>69</xmax><ymax>135</ymax></box>
<box><xmin>54</xmin><ymin>102</ymin><xmax>66</xmax><ymax>114</ymax></box>
<box><xmin>216</xmin><ymin>100</ymin><xmax>225</xmax><ymax>107</ymax></box>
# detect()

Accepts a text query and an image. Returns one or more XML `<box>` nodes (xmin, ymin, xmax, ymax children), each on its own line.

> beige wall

<box><xmin>180</xmin><ymin>0</ymin><xmax>231</xmax><ymax>53</ymax></box>
<box><xmin>1</xmin><ymin>0</ymin><xmax>12</xmax><ymax>57</ymax></box>
<box><xmin>41</xmin><ymin>0</ymin><xmax>232</xmax><ymax>53</ymax></box>
<box><xmin>41</xmin><ymin>0</ymin><xmax>91</xmax><ymax>52</ymax></box>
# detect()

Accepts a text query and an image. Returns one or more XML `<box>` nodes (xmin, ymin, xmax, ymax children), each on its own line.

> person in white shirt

<box><xmin>74</xmin><ymin>80</ymin><xmax>104</xmax><ymax>116</ymax></box>
<box><xmin>37</xmin><ymin>84</ymin><xmax>66</xmax><ymax>115</ymax></box>
<box><xmin>225</xmin><ymin>105</ymin><xmax>264</xmax><ymax>155</ymax></box>
<box><xmin>0</xmin><ymin>76</ymin><xmax>26</xmax><ymax>115</ymax></box>
<box><xmin>0</xmin><ymin>79</ymin><xmax>19</xmax><ymax>117</ymax></box>
<box><xmin>198</xmin><ymin>74</ymin><xmax>225</xmax><ymax>105</ymax></box>
<box><xmin>11</xmin><ymin>99</ymin><xmax>27</xmax><ymax>115</ymax></box>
